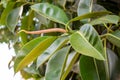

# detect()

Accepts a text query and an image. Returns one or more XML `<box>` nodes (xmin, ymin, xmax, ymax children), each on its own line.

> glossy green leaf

<box><xmin>90</xmin><ymin>15</ymin><xmax>120</xmax><ymax>25</ymax></box>
<box><xmin>77</xmin><ymin>0</ymin><xmax>93</xmax><ymax>22</ymax></box>
<box><xmin>14</xmin><ymin>36</ymin><xmax>57</xmax><ymax>72</ymax></box>
<box><xmin>107</xmin><ymin>30</ymin><xmax>120</xmax><ymax>48</ymax></box>
<box><xmin>37</xmin><ymin>36</ymin><xmax>69</xmax><ymax>68</ymax></box>
<box><xmin>6</xmin><ymin>6</ymin><xmax>23</xmax><ymax>33</ymax></box>
<box><xmin>45</xmin><ymin>46</ymin><xmax>70</xmax><ymax>80</ymax></box>
<box><xmin>0</xmin><ymin>2</ymin><xmax>16</xmax><ymax>25</ymax></box>
<box><xmin>61</xmin><ymin>52</ymin><xmax>79</xmax><ymax>80</ymax></box>
<box><xmin>31</xmin><ymin>3</ymin><xmax>69</xmax><ymax>25</ymax></box>
<box><xmin>70</xmin><ymin>24</ymin><xmax>105</xmax><ymax>60</ymax></box>
<box><xmin>79</xmin><ymin>55</ymin><xmax>107</xmax><ymax>80</ymax></box>
<box><xmin>67</xmin><ymin>11</ymin><xmax>111</xmax><ymax>25</ymax></box>
<box><xmin>35</xmin><ymin>12</ymin><xmax>49</xmax><ymax>26</ymax></box>
<box><xmin>79</xmin><ymin>48</ymin><xmax>119</xmax><ymax>80</ymax></box>
<box><xmin>80</xmin><ymin>56</ymin><xmax>99</xmax><ymax>80</ymax></box>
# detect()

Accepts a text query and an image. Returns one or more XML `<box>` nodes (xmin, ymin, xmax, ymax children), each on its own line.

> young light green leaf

<box><xmin>14</xmin><ymin>36</ymin><xmax>49</xmax><ymax>72</ymax></box>
<box><xmin>6</xmin><ymin>6</ymin><xmax>23</xmax><ymax>33</ymax></box>
<box><xmin>107</xmin><ymin>30</ymin><xmax>120</xmax><ymax>48</ymax></box>
<box><xmin>45</xmin><ymin>46</ymin><xmax>70</xmax><ymax>80</ymax></box>
<box><xmin>90</xmin><ymin>15</ymin><xmax>120</xmax><ymax>25</ymax></box>
<box><xmin>37</xmin><ymin>36</ymin><xmax>69</xmax><ymax>68</ymax></box>
<box><xmin>67</xmin><ymin>11</ymin><xmax>111</xmax><ymax>25</ymax></box>
<box><xmin>14</xmin><ymin>36</ymin><xmax>57</xmax><ymax>72</ymax></box>
<box><xmin>31</xmin><ymin>3</ymin><xmax>69</xmax><ymax>25</ymax></box>
<box><xmin>70</xmin><ymin>24</ymin><xmax>105</xmax><ymax>60</ymax></box>
<box><xmin>77</xmin><ymin>0</ymin><xmax>93</xmax><ymax>22</ymax></box>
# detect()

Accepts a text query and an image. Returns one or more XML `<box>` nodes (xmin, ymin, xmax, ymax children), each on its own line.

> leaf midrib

<box><xmin>77</xmin><ymin>31</ymin><xmax>105</xmax><ymax>60</ymax></box>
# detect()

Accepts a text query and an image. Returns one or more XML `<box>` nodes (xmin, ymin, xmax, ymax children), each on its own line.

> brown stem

<box><xmin>19</xmin><ymin>28</ymin><xmax>67</xmax><ymax>34</ymax></box>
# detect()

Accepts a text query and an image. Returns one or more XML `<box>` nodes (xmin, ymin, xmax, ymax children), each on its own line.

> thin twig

<box><xmin>19</xmin><ymin>28</ymin><xmax>67</xmax><ymax>34</ymax></box>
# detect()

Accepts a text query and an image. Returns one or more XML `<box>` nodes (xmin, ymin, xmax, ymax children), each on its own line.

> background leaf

<box><xmin>67</xmin><ymin>11</ymin><xmax>111</xmax><ymax>24</ymax></box>
<box><xmin>55</xmin><ymin>0</ymin><xmax>67</xmax><ymax>9</ymax></box>
<box><xmin>0</xmin><ymin>2</ymin><xmax>16</xmax><ymax>25</ymax></box>
<box><xmin>77</xmin><ymin>0</ymin><xmax>93</xmax><ymax>15</ymax></box>
<box><xmin>14</xmin><ymin>36</ymin><xmax>57</xmax><ymax>72</ymax></box>
<box><xmin>31</xmin><ymin>3</ymin><xmax>69</xmax><ymax>25</ymax></box>
<box><xmin>45</xmin><ymin>46</ymin><xmax>70</xmax><ymax>80</ymax></box>
<box><xmin>70</xmin><ymin>24</ymin><xmax>105</xmax><ymax>60</ymax></box>
<box><xmin>90</xmin><ymin>15</ymin><xmax>120</xmax><ymax>25</ymax></box>
<box><xmin>6</xmin><ymin>6</ymin><xmax>23</xmax><ymax>33</ymax></box>
<box><xmin>107</xmin><ymin>30</ymin><xmax>120</xmax><ymax>48</ymax></box>
<box><xmin>107</xmin><ymin>48</ymin><xmax>119</xmax><ymax>77</ymax></box>
<box><xmin>37</xmin><ymin>36</ymin><xmax>68</xmax><ymax>68</ymax></box>
<box><xmin>21</xmin><ymin>63</ymin><xmax>39</xmax><ymax>79</ymax></box>
<box><xmin>20</xmin><ymin>10</ymin><xmax>34</xmax><ymax>45</ymax></box>
<box><xmin>77</xmin><ymin>0</ymin><xmax>93</xmax><ymax>22</ymax></box>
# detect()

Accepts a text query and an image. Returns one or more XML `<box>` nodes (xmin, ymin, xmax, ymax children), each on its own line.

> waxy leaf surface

<box><xmin>107</xmin><ymin>30</ymin><xmax>120</xmax><ymax>48</ymax></box>
<box><xmin>14</xmin><ymin>36</ymin><xmax>57</xmax><ymax>72</ymax></box>
<box><xmin>45</xmin><ymin>46</ymin><xmax>70</xmax><ymax>80</ymax></box>
<box><xmin>31</xmin><ymin>3</ymin><xmax>69</xmax><ymax>25</ymax></box>
<box><xmin>37</xmin><ymin>36</ymin><xmax>68</xmax><ymax>68</ymax></box>
<box><xmin>70</xmin><ymin>24</ymin><xmax>105</xmax><ymax>60</ymax></box>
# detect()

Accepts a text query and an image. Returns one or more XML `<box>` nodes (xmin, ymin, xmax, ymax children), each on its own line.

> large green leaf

<box><xmin>14</xmin><ymin>36</ymin><xmax>48</xmax><ymax>72</ymax></box>
<box><xmin>14</xmin><ymin>36</ymin><xmax>57</xmax><ymax>72</ymax></box>
<box><xmin>67</xmin><ymin>11</ymin><xmax>111</xmax><ymax>25</ymax></box>
<box><xmin>0</xmin><ymin>2</ymin><xmax>16</xmax><ymax>25</ymax></box>
<box><xmin>79</xmin><ymin>55</ymin><xmax>107</xmax><ymax>80</ymax></box>
<box><xmin>45</xmin><ymin>46</ymin><xmax>70</xmax><ymax>80</ymax></box>
<box><xmin>70</xmin><ymin>24</ymin><xmax>105</xmax><ymax>60</ymax></box>
<box><xmin>37</xmin><ymin>36</ymin><xmax>69</xmax><ymax>68</ymax></box>
<box><xmin>106</xmin><ymin>30</ymin><xmax>120</xmax><ymax>48</ymax></box>
<box><xmin>31</xmin><ymin>3</ymin><xmax>69</xmax><ymax>25</ymax></box>
<box><xmin>90</xmin><ymin>15</ymin><xmax>120</xmax><ymax>25</ymax></box>
<box><xmin>6</xmin><ymin>6</ymin><xmax>23</xmax><ymax>33</ymax></box>
<box><xmin>79</xmin><ymin>48</ymin><xmax>119</xmax><ymax>80</ymax></box>
<box><xmin>77</xmin><ymin>0</ymin><xmax>93</xmax><ymax>22</ymax></box>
